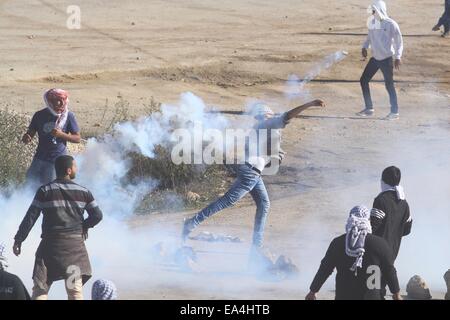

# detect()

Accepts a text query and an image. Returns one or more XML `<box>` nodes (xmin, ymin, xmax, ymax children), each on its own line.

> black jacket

<box><xmin>0</xmin><ymin>270</ymin><xmax>30</xmax><ymax>300</ymax></box>
<box><xmin>372</xmin><ymin>191</ymin><xmax>412</xmax><ymax>260</ymax></box>
<box><xmin>310</xmin><ymin>234</ymin><xmax>400</xmax><ymax>300</ymax></box>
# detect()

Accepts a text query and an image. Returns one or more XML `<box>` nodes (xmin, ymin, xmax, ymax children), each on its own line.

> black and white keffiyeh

<box><xmin>0</xmin><ymin>242</ymin><xmax>8</xmax><ymax>271</ymax></box>
<box><xmin>345</xmin><ymin>206</ymin><xmax>372</xmax><ymax>275</ymax></box>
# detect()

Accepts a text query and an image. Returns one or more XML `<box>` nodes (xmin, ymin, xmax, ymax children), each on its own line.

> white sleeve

<box><xmin>363</xmin><ymin>34</ymin><xmax>371</xmax><ymax>49</ymax></box>
<box><xmin>391</xmin><ymin>21</ymin><xmax>403</xmax><ymax>60</ymax></box>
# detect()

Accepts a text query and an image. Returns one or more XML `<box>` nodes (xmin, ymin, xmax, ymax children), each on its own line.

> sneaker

<box><xmin>442</xmin><ymin>32</ymin><xmax>449</xmax><ymax>38</ymax></box>
<box><xmin>181</xmin><ymin>217</ymin><xmax>195</xmax><ymax>242</ymax></box>
<box><xmin>383</xmin><ymin>113</ymin><xmax>399</xmax><ymax>121</ymax></box>
<box><xmin>356</xmin><ymin>108</ymin><xmax>374</xmax><ymax>116</ymax></box>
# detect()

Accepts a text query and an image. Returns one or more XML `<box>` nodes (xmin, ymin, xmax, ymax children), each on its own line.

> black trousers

<box><xmin>360</xmin><ymin>57</ymin><xmax>399</xmax><ymax>114</ymax></box>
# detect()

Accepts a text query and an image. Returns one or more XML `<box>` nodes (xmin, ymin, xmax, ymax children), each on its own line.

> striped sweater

<box><xmin>15</xmin><ymin>179</ymin><xmax>103</xmax><ymax>242</ymax></box>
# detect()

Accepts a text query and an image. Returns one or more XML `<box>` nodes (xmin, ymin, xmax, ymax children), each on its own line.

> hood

<box><xmin>371</xmin><ymin>0</ymin><xmax>389</xmax><ymax>21</ymax></box>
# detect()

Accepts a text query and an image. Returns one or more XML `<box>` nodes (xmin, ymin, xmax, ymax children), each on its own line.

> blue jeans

<box><xmin>360</xmin><ymin>57</ymin><xmax>399</xmax><ymax>114</ymax></box>
<box><xmin>191</xmin><ymin>164</ymin><xmax>270</xmax><ymax>248</ymax></box>
<box><xmin>26</xmin><ymin>157</ymin><xmax>56</xmax><ymax>188</ymax></box>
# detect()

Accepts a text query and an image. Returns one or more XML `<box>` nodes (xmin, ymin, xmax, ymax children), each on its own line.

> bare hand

<box><xmin>394</xmin><ymin>59</ymin><xmax>401</xmax><ymax>71</ymax></box>
<box><xmin>392</xmin><ymin>292</ymin><xmax>403</xmax><ymax>300</ymax></box>
<box><xmin>305</xmin><ymin>291</ymin><xmax>317</xmax><ymax>300</ymax></box>
<box><xmin>13</xmin><ymin>242</ymin><xmax>21</xmax><ymax>256</ymax></box>
<box><xmin>22</xmin><ymin>133</ymin><xmax>32</xmax><ymax>144</ymax></box>
<box><xmin>51</xmin><ymin>128</ymin><xmax>64</xmax><ymax>139</ymax></box>
<box><xmin>308</xmin><ymin>99</ymin><xmax>326</xmax><ymax>108</ymax></box>
<box><xmin>432</xmin><ymin>25</ymin><xmax>440</xmax><ymax>31</ymax></box>
<box><xmin>362</xmin><ymin>48</ymin><xmax>368</xmax><ymax>58</ymax></box>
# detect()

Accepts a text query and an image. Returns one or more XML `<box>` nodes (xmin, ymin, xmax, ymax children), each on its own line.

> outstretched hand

<box><xmin>308</xmin><ymin>99</ymin><xmax>326</xmax><ymax>108</ymax></box>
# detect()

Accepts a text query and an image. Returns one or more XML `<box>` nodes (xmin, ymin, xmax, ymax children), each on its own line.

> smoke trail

<box><xmin>285</xmin><ymin>50</ymin><xmax>348</xmax><ymax>101</ymax></box>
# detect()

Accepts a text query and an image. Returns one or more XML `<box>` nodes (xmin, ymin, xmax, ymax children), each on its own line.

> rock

<box><xmin>444</xmin><ymin>270</ymin><xmax>450</xmax><ymax>300</ymax></box>
<box><xmin>131</xmin><ymin>22</ymin><xmax>135</xmax><ymax>26</ymax></box>
<box><xmin>406</xmin><ymin>275</ymin><xmax>432</xmax><ymax>300</ymax></box>
<box><xmin>174</xmin><ymin>246</ymin><xmax>198</xmax><ymax>271</ymax></box>
<box><xmin>9</xmin><ymin>68</ymin><xmax>14</xmax><ymax>71</ymax></box>
<box><xmin>273</xmin><ymin>255</ymin><xmax>299</xmax><ymax>278</ymax></box>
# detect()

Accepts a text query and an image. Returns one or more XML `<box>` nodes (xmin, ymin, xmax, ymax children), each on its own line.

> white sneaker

<box><xmin>383</xmin><ymin>113</ymin><xmax>399</xmax><ymax>121</ymax></box>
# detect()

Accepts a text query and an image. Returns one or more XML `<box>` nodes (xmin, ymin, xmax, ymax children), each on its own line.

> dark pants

<box><xmin>438</xmin><ymin>16</ymin><xmax>450</xmax><ymax>33</ymax></box>
<box><xmin>360</xmin><ymin>57</ymin><xmax>399</xmax><ymax>114</ymax></box>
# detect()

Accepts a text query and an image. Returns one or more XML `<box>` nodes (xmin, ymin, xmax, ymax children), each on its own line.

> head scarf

<box><xmin>380</xmin><ymin>166</ymin><xmax>405</xmax><ymax>200</ymax></box>
<box><xmin>0</xmin><ymin>243</ymin><xmax>8</xmax><ymax>271</ymax></box>
<box><xmin>249</xmin><ymin>103</ymin><xmax>274</xmax><ymax>120</ymax></box>
<box><xmin>43</xmin><ymin>88</ymin><xmax>70</xmax><ymax>130</ymax></box>
<box><xmin>92</xmin><ymin>279</ymin><xmax>117</xmax><ymax>300</ymax></box>
<box><xmin>345</xmin><ymin>206</ymin><xmax>372</xmax><ymax>275</ymax></box>
<box><xmin>370</xmin><ymin>0</ymin><xmax>389</xmax><ymax>21</ymax></box>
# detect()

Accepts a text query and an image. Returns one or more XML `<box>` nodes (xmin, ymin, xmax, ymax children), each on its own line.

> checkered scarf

<box><xmin>92</xmin><ymin>279</ymin><xmax>117</xmax><ymax>300</ymax></box>
<box><xmin>0</xmin><ymin>243</ymin><xmax>8</xmax><ymax>271</ymax></box>
<box><xmin>43</xmin><ymin>88</ymin><xmax>69</xmax><ymax>130</ymax></box>
<box><xmin>345</xmin><ymin>206</ymin><xmax>372</xmax><ymax>275</ymax></box>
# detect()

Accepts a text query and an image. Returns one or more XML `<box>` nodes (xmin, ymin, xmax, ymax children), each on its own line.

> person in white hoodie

<box><xmin>357</xmin><ymin>1</ymin><xmax>403</xmax><ymax>120</ymax></box>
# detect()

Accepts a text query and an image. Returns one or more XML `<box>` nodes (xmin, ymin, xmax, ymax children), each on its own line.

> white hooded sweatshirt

<box><xmin>363</xmin><ymin>0</ymin><xmax>403</xmax><ymax>61</ymax></box>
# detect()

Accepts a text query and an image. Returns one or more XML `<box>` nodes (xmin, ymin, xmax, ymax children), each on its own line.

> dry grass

<box><xmin>0</xmin><ymin>97</ymin><xmax>232</xmax><ymax>211</ymax></box>
<box><xmin>0</xmin><ymin>108</ymin><xmax>37</xmax><ymax>190</ymax></box>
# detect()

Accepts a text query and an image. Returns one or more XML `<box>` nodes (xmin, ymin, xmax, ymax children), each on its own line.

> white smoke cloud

<box><xmin>285</xmin><ymin>50</ymin><xmax>348</xmax><ymax>101</ymax></box>
<box><xmin>0</xmin><ymin>50</ymin><xmax>354</xmax><ymax>299</ymax></box>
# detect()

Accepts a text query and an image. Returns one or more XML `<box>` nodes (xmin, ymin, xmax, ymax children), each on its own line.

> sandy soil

<box><xmin>1</xmin><ymin>0</ymin><xmax>449</xmax><ymax>300</ymax></box>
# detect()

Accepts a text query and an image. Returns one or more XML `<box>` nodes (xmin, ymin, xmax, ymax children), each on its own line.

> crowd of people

<box><xmin>1</xmin><ymin>0</ymin><xmax>448</xmax><ymax>300</ymax></box>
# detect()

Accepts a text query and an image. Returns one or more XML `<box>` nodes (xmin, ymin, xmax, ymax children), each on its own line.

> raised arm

<box><xmin>285</xmin><ymin>99</ymin><xmax>325</xmax><ymax>121</ymax></box>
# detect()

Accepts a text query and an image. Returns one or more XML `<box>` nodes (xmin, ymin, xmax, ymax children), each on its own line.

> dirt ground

<box><xmin>1</xmin><ymin>0</ymin><xmax>449</xmax><ymax>299</ymax></box>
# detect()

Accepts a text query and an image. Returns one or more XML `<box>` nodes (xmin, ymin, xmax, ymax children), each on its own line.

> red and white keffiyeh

<box><xmin>43</xmin><ymin>88</ymin><xmax>69</xmax><ymax>130</ymax></box>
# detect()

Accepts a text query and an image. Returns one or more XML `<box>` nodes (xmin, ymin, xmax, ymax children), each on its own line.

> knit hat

<box><xmin>382</xmin><ymin>166</ymin><xmax>401</xmax><ymax>186</ymax></box>
<box><xmin>92</xmin><ymin>279</ymin><xmax>117</xmax><ymax>300</ymax></box>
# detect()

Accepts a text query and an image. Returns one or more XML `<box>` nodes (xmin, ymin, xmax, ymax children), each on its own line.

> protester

<box><xmin>182</xmin><ymin>99</ymin><xmax>325</xmax><ymax>265</ymax></box>
<box><xmin>22</xmin><ymin>89</ymin><xmax>81</xmax><ymax>187</ymax></box>
<box><xmin>357</xmin><ymin>0</ymin><xmax>403</xmax><ymax>120</ymax></box>
<box><xmin>306</xmin><ymin>206</ymin><xmax>402</xmax><ymax>300</ymax></box>
<box><xmin>13</xmin><ymin>155</ymin><xmax>103</xmax><ymax>300</ymax></box>
<box><xmin>371</xmin><ymin>166</ymin><xmax>412</xmax><ymax>260</ymax></box>
<box><xmin>0</xmin><ymin>243</ymin><xmax>30</xmax><ymax>300</ymax></box>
